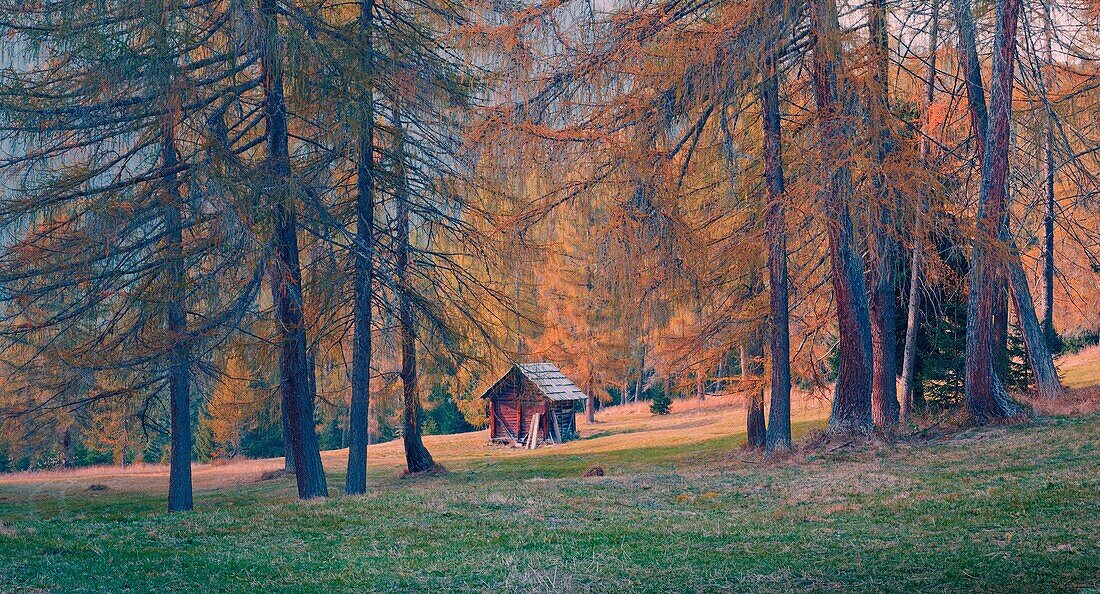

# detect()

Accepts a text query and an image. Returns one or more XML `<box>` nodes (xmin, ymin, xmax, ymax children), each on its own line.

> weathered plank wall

<box><xmin>489</xmin><ymin>375</ymin><xmax>580</xmax><ymax>445</ymax></box>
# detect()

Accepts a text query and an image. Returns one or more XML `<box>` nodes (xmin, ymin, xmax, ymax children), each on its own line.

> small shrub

<box><xmin>650</xmin><ymin>389</ymin><xmax>671</xmax><ymax>415</ymax></box>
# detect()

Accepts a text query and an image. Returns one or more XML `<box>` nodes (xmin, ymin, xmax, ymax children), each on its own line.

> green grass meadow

<box><xmin>1</xmin><ymin>414</ymin><xmax>1098</xmax><ymax>592</ymax></box>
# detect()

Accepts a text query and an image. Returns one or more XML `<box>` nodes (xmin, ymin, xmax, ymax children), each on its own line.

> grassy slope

<box><xmin>1</xmin><ymin>383</ymin><xmax>1099</xmax><ymax>591</ymax></box>
<box><xmin>1059</xmin><ymin>345</ymin><xmax>1100</xmax><ymax>389</ymax></box>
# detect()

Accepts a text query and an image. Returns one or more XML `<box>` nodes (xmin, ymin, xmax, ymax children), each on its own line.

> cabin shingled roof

<box><xmin>480</xmin><ymin>362</ymin><xmax>587</xmax><ymax>402</ymax></box>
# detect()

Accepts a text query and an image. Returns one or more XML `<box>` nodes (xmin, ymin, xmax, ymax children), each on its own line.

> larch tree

<box><xmin>759</xmin><ymin>9</ymin><xmax>792</xmax><ymax>454</ymax></box>
<box><xmin>0</xmin><ymin>0</ymin><xmax>264</xmax><ymax>510</ymax></box>
<box><xmin>1038</xmin><ymin>5</ymin><xmax>1058</xmax><ymax>351</ymax></box>
<box><xmin>390</xmin><ymin>96</ymin><xmax>436</xmax><ymax>474</ymax></box>
<box><xmin>810</xmin><ymin>0</ymin><xmax>874</xmax><ymax>435</ymax></box>
<box><xmin>346</xmin><ymin>0</ymin><xmax>377</xmax><ymax>496</ymax></box>
<box><xmin>956</xmin><ymin>0</ymin><xmax>1062</xmax><ymax>421</ymax></box>
<box><xmin>258</xmin><ymin>0</ymin><xmax>328</xmax><ymax>498</ymax></box>
<box><xmin>865</xmin><ymin>0</ymin><xmax>900</xmax><ymax>430</ymax></box>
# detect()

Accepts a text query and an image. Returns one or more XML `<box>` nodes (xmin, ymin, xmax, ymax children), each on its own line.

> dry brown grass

<box><xmin>0</xmin><ymin>456</ymin><xmax>292</xmax><ymax>495</ymax></box>
<box><xmin>0</xmin><ymin>386</ymin><xmax>832</xmax><ymax>495</ymax></box>
<box><xmin>595</xmin><ymin>384</ymin><xmax>830</xmax><ymax>420</ymax></box>
<box><xmin>1027</xmin><ymin>385</ymin><xmax>1100</xmax><ymax>416</ymax></box>
<box><xmin>1057</xmin><ymin>344</ymin><xmax>1100</xmax><ymax>388</ymax></box>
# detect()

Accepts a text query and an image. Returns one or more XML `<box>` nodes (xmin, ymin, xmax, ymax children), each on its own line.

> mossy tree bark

<box><xmin>392</xmin><ymin>102</ymin><xmax>435</xmax><ymax>474</ymax></box>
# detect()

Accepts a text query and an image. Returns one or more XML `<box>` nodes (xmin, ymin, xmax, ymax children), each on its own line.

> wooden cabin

<box><xmin>480</xmin><ymin>363</ymin><xmax>586</xmax><ymax>447</ymax></box>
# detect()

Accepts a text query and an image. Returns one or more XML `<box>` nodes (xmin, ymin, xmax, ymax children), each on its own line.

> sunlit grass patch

<box><xmin>1058</xmin><ymin>345</ymin><xmax>1100</xmax><ymax>389</ymax></box>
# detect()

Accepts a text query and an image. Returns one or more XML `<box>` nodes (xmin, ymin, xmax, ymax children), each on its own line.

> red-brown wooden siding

<box><xmin>489</xmin><ymin>377</ymin><xmax>552</xmax><ymax>441</ymax></box>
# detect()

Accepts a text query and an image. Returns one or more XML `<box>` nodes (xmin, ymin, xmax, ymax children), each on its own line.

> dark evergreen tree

<box><xmin>649</xmin><ymin>385</ymin><xmax>671</xmax><ymax>415</ymax></box>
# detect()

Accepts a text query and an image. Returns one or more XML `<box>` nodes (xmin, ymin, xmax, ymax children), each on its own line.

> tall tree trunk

<box><xmin>867</xmin><ymin>0</ymin><xmax>900</xmax><ymax>430</ymax></box>
<box><xmin>694</xmin><ymin>331</ymin><xmax>704</xmax><ymax>400</ymax></box>
<box><xmin>760</xmin><ymin>48</ymin><xmax>793</xmax><ymax>454</ymax></box>
<box><xmin>868</xmin><ymin>171</ymin><xmax>900</xmax><ymax>428</ymax></box>
<box><xmin>114</xmin><ymin>442</ymin><xmax>125</xmax><ymax>467</ymax></box>
<box><xmin>953</xmin><ymin>0</ymin><xmax>1008</xmax><ymax>381</ymax></box>
<box><xmin>1006</xmin><ymin>245</ymin><xmax>1063</xmax><ymax>399</ymax></box>
<box><xmin>260</xmin><ymin>0</ymin><xmax>328</xmax><ymax>498</ymax></box>
<box><xmin>1040</xmin><ymin>12</ymin><xmax>1057</xmax><ymax>350</ymax></box>
<box><xmin>957</xmin><ymin>0</ymin><xmax>1025</xmax><ymax>423</ymax></box>
<box><xmin>163</xmin><ymin>123</ymin><xmax>192</xmax><ymax>513</ymax></box>
<box><xmin>392</xmin><ymin>103</ymin><xmax>435</xmax><ymax>474</ymax></box>
<box><xmin>345</xmin><ymin>0</ymin><xmax>375</xmax><ymax>497</ymax></box>
<box><xmin>1042</xmin><ymin>129</ymin><xmax>1056</xmax><ymax>347</ymax></box>
<box><xmin>60</xmin><ymin>426</ymin><xmax>72</xmax><ymax>468</ymax></box>
<box><xmin>151</xmin><ymin>0</ymin><xmax>193</xmax><ymax>513</ymax></box>
<box><xmin>398</xmin><ymin>287</ymin><xmax>433</xmax><ymax>473</ymax></box>
<box><xmin>634</xmin><ymin>343</ymin><xmax>646</xmax><ymax>403</ymax></box>
<box><xmin>902</xmin><ymin>0</ymin><xmax>940</xmax><ymax>423</ymax></box>
<box><xmin>811</xmin><ymin>0</ymin><xmax>874</xmax><ymax>435</ymax></box>
<box><xmin>745</xmin><ymin>330</ymin><xmax>767</xmax><ymax>449</ymax></box>
<box><xmin>995</xmin><ymin>13</ymin><xmax>1063</xmax><ymax>402</ymax></box>
<box><xmin>959</xmin><ymin>0</ymin><xmax>1058</xmax><ymax>409</ymax></box>
<box><xmin>979</xmin><ymin>6</ymin><xmax>1059</xmax><ymax>402</ymax></box>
